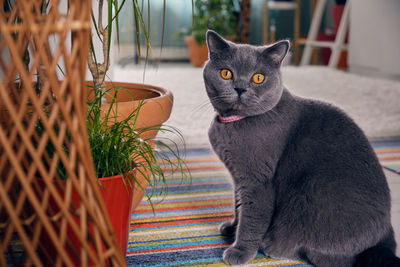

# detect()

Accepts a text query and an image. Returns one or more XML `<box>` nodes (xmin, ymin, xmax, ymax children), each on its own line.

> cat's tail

<box><xmin>353</xmin><ymin>244</ymin><xmax>400</xmax><ymax>267</ymax></box>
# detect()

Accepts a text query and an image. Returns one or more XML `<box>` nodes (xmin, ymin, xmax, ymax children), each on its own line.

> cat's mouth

<box><xmin>213</xmin><ymin>93</ymin><xmax>251</xmax><ymax>116</ymax></box>
<box><xmin>232</xmin><ymin>102</ymin><xmax>245</xmax><ymax>110</ymax></box>
<box><xmin>220</xmin><ymin>108</ymin><xmax>238</xmax><ymax>116</ymax></box>
<box><xmin>218</xmin><ymin>99</ymin><xmax>248</xmax><ymax>115</ymax></box>
<box><xmin>223</xmin><ymin>95</ymin><xmax>247</xmax><ymax>107</ymax></box>
<box><xmin>220</xmin><ymin>104</ymin><xmax>247</xmax><ymax>116</ymax></box>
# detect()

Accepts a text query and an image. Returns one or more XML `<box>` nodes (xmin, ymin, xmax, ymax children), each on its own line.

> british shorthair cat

<box><xmin>203</xmin><ymin>30</ymin><xmax>400</xmax><ymax>267</ymax></box>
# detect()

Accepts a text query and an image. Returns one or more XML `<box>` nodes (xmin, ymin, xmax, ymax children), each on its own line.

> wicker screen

<box><xmin>0</xmin><ymin>1</ymin><xmax>125</xmax><ymax>266</ymax></box>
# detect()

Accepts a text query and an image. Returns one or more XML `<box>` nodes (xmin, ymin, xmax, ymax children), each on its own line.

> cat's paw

<box><xmin>219</xmin><ymin>221</ymin><xmax>236</xmax><ymax>237</ymax></box>
<box><xmin>223</xmin><ymin>246</ymin><xmax>257</xmax><ymax>265</ymax></box>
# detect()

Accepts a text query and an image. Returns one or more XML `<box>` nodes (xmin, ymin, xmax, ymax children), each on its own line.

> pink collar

<box><xmin>218</xmin><ymin>114</ymin><xmax>246</xmax><ymax>123</ymax></box>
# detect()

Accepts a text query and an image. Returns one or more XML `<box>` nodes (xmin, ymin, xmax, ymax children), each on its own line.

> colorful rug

<box><xmin>372</xmin><ymin>140</ymin><xmax>400</xmax><ymax>175</ymax></box>
<box><xmin>127</xmin><ymin>141</ymin><xmax>400</xmax><ymax>267</ymax></box>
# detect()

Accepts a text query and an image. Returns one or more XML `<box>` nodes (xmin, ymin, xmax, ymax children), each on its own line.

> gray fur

<box><xmin>203</xmin><ymin>30</ymin><xmax>396</xmax><ymax>266</ymax></box>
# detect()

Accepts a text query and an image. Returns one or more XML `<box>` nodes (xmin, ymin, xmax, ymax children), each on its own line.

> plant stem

<box><xmin>87</xmin><ymin>0</ymin><xmax>110</xmax><ymax>103</ymax></box>
<box><xmin>98</xmin><ymin>0</ymin><xmax>104</xmax><ymax>32</ymax></box>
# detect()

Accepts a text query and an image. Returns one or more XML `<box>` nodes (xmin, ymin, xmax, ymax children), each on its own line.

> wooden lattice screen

<box><xmin>0</xmin><ymin>0</ymin><xmax>125</xmax><ymax>266</ymax></box>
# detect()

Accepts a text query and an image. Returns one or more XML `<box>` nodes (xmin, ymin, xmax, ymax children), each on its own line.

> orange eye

<box><xmin>220</xmin><ymin>69</ymin><xmax>232</xmax><ymax>80</ymax></box>
<box><xmin>252</xmin><ymin>73</ymin><xmax>265</xmax><ymax>84</ymax></box>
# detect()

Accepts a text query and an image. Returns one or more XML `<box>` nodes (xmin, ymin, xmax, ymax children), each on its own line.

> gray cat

<box><xmin>203</xmin><ymin>30</ymin><xmax>400</xmax><ymax>267</ymax></box>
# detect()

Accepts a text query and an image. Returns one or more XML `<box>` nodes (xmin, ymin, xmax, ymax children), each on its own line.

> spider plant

<box><xmin>35</xmin><ymin>85</ymin><xmax>189</xmax><ymax>201</ymax></box>
<box><xmin>87</xmin><ymin>86</ymin><xmax>190</xmax><ymax>200</ymax></box>
<box><xmin>86</xmin><ymin>0</ymin><xmax>191</xmax><ymax>200</ymax></box>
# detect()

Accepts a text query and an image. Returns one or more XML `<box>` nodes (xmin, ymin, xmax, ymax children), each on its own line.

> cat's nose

<box><xmin>234</xmin><ymin>88</ymin><xmax>246</xmax><ymax>96</ymax></box>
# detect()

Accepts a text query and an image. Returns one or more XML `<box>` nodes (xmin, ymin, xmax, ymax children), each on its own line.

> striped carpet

<box><xmin>127</xmin><ymin>141</ymin><xmax>400</xmax><ymax>267</ymax></box>
<box><xmin>372</xmin><ymin>140</ymin><xmax>400</xmax><ymax>175</ymax></box>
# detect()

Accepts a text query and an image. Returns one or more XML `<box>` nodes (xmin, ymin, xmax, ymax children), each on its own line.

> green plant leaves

<box><xmin>85</xmin><ymin>86</ymin><xmax>191</xmax><ymax>205</ymax></box>
<box><xmin>191</xmin><ymin>0</ymin><xmax>238</xmax><ymax>45</ymax></box>
<box><xmin>132</xmin><ymin>0</ymin><xmax>152</xmax><ymax>63</ymax></box>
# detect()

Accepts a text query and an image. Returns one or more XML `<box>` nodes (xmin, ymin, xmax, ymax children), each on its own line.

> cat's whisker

<box><xmin>190</xmin><ymin>102</ymin><xmax>214</xmax><ymax>118</ymax></box>
<box><xmin>209</xmin><ymin>95</ymin><xmax>235</xmax><ymax>109</ymax></box>
<box><xmin>192</xmin><ymin>100</ymin><xmax>212</xmax><ymax>113</ymax></box>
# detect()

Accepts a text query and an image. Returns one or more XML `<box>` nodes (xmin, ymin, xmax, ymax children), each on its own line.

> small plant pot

<box><xmin>37</xmin><ymin>170</ymin><xmax>135</xmax><ymax>265</ymax></box>
<box><xmin>184</xmin><ymin>36</ymin><xmax>209</xmax><ymax>67</ymax></box>
<box><xmin>87</xmin><ymin>81</ymin><xmax>174</xmax><ymax>210</ymax></box>
<box><xmin>87</xmin><ymin>81</ymin><xmax>173</xmax><ymax>141</ymax></box>
<box><xmin>98</xmin><ymin>172</ymin><xmax>135</xmax><ymax>254</ymax></box>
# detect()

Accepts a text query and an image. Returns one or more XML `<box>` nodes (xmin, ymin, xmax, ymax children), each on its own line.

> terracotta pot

<box><xmin>131</xmin><ymin>155</ymin><xmax>152</xmax><ymax>211</ymax></box>
<box><xmin>86</xmin><ymin>81</ymin><xmax>174</xmax><ymax>210</ymax></box>
<box><xmin>98</xmin><ymin>173</ymin><xmax>135</xmax><ymax>254</ymax></box>
<box><xmin>184</xmin><ymin>36</ymin><xmax>209</xmax><ymax>67</ymax></box>
<box><xmin>87</xmin><ymin>81</ymin><xmax>173</xmax><ymax>140</ymax></box>
<box><xmin>37</xmin><ymin>171</ymin><xmax>135</xmax><ymax>265</ymax></box>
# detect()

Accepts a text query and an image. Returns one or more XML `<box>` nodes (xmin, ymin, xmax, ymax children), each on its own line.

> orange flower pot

<box><xmin>98</xmin><ymin>173</ymin><xmax>135</xmax><ymax>254</ymax></box>
<box><xmin>37</xmin><ymin>171</ymin><xmax>135</xmax><ymax>265</ymax></box>
<box><xmin>86</xmin><ymin>81</ymin><xmax>174</xmax><ymax>210</ymax></box>
<box><xmin>185</xmin><ymin>36</ymin><xmax>209</xmax><ymax>67</ymax></box>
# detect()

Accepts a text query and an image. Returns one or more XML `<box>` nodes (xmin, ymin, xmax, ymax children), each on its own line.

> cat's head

<box><xmin>203</xmin><ymin>30</ymin><xmax>289</xmax><ymax>117</ymax></box>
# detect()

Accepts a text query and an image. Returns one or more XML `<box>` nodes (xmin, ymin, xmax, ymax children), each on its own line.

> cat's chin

<box><xmin>218</xmin><ymin>102</ymin><xmax>249</xmax><ymax>116</ymax></box>
<box><xmin>219</xmin><ymin>108</ymin><xmax>244</xmax><ymax>117</ymax></box>
<box><xmin>218</xmin><ymin>105</ymin><xmax>274</xmax><ymax>118</ymax></box>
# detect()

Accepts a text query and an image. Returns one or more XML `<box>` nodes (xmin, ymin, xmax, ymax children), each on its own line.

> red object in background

<box><xmin>37</xmin><ymin>172</ymin><xmax>135</xmax><ymax>265</ymax></box>
<box><xmin>332</xmin><ymin>4</ymin><xmax>345</xmax><ymax>33</ymax></box>
<box><xmin>318</xmin><ymin>32</ymin><xmax>336</xmax><ymax>65</ymax></box>
<box><xmin>318</xmin><ymin>4</ymin><xmax>348</xmax><ymax>69</ymax></box>
<box><xmin>98</xmin><ymin>173</ymin><xmax>135</xmax><ymax>255</ymax></box>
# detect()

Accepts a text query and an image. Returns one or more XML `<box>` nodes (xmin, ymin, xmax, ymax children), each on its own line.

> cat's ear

<box><xmin>206</xmin><ymin>30</ymin><xmax>230</xmax><ymax>57</ymax></box>
<box><xmin>262</xmin><ymin>40</ymin><xmax>290</xmax><ymax>66</ymax></box>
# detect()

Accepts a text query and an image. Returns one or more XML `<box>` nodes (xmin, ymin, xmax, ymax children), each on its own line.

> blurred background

<box><xmin>102</xmin><ymin>0</ymin><xmax>400</xmax><ymax>150</ymax></box>
<box><xmin>112</xmin><ymin>0</ymin><xmax>400</xmax><ymax>80</ymax></box>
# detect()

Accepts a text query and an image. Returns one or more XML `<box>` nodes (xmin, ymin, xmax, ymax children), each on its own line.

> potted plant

<box><xmin>35</xmin><ymin>84</ymin><xmax>187</xmax><ymax>264</ymax></box>
<box><xmin>87</xmin><ymin>1</ymin><xmax>188</xmax><ymax>209</ymax></box>
<box><xmin>75</xmin><ymin>0</ymin><xmax>190</xmax><ymax>258</ymax></box>
<box><xmin>86</xmin><ymin>86</ymin><xmax>187</xmax><ymax>254</ymax></box>
<box><xmin>179</xmin><ymin>0</ymin><xmax>238</xmax><ymax>67</ymax></box>
<box><xmin>59</xmin><ymin>0</ymin><xmax>189</xmax><ymax>259</ymax></box>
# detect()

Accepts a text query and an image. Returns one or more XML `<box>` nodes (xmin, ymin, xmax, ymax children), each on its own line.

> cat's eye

<box><xmin>220</xmin><ymin>69</ymin><xmax>232</xmax><ymax>80</ymax></box>
<box><xmin>252</xmin><ymin>73</ymin><xmax>265</xmax><ymax>84</ymax></box>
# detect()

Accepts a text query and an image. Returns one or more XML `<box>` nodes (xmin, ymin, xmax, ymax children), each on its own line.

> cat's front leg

<box><xmin>223</xmin><ymin>182</ymin><xmax>274</xmax><ymax>265</ymax></box>
<box><xmin>220</xmin><ymin>191</ymin><xmax>239</xmax><ymax>237</ymax></box>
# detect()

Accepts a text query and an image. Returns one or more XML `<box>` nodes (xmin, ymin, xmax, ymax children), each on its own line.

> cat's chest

<box><xmin>208</xmin><ymin>116</ymin><xmax>285</xmax><ymax>171</ymax></box>
<box><xmin>209</xmin><ymin>118</ymin><xmax>252</xmax><ymax>148</ymax></box>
